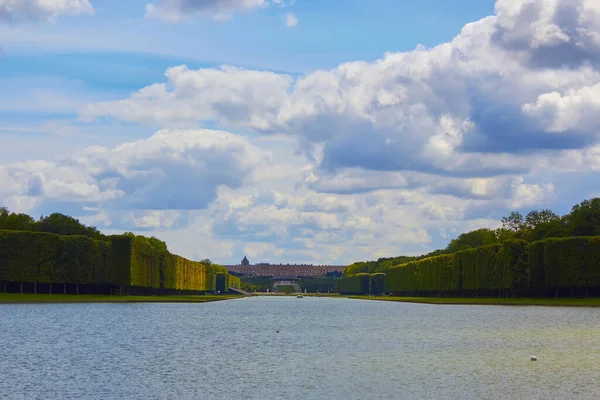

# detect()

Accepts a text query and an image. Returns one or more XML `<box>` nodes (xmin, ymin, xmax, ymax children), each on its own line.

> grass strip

<box><xmin>0</xmin><ymin>293</ymin><xmax>243</xmax><ymax>304</ymax></box>
<box><xmin>347</xmin><ymin>296</ymin><xmax>600</xmax><ymax>307</ymax></box>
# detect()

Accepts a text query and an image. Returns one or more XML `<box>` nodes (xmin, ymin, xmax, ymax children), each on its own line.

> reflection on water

<box><xmin>1</xmin><ymin>297</ymin><xmax>599</xmax><ymax>399</ymax></box>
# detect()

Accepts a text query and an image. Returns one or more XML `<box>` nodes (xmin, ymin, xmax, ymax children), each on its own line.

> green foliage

<box><xmin>385</xmin><ymin>254</ymin><xmax>457</xmax><ymax>294</ymax></box>
<box><xmin>384</xmin><ymin>241</ymin><xmax>529</xmax><ymax>295</ymax></box>
<box><xmin>445</xmin><ymin>228</ymin><xmax>500</xmax><ymax>253</ymax></box>
<box><xmin>338</xmin><ymin>273</ymin><xmax>370</xmax><ymax>294</ymax></box>
<box><xmin>228</xmin><ymin>274</ymin><xmax>241</xmax><ymax>289</ymax></box>
<box><xmin>276</xmin><ymin>284</ymin><xmax>295</xmax><ymax>293</ymax></box>
<box><xmin>0</xmin><ymin>230</ymin><xmax>237</xmax><ymax>294</ymax></box>
<box><xmin>239</xmin><ymin>276</ymin><xmax>273</xmax><ymax>292</ymax></box>
<box><xmin>370</xmin><ymin>273</ymin><xmax>386</xmax><ymax>294</ymax></box>
<box><xmin>532</xmin><ymin>236</ymin><xmax>600</xmax><ymax>290</ymax></box>
<box><xmin>36</xmin><ymin>213</ymin><xmax>104</xmax><ymax>239</ymax></box>
<box><xmin>501</xmin><ymin>211</ymin><xmax>525</xmax><ymax>232</ymax></box>
<box><xmin>0</xmin><ymin>230</ymin><xmax>113</xmax><ymax>284</ymax></box>
<box><xmin>566</xmin><ymin>198</ymin><xmax>600</xmax><ymax>237</ymax></box>
<box><xmin>298</xmin><ymin>277</ymin><xmax>338</xmax><ymax>293</ymax></box>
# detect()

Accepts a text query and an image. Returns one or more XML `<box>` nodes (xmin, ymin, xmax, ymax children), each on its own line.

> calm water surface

<box><xmin>1</xmin><ymin>297</ymin><xmax>599</xmax><ymax>399</ymax></box>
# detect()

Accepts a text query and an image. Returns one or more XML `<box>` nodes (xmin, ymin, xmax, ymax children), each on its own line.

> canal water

<box><xmin>1</xmin><ymin>297</ymin><xmax>599</xmax><ymax>399</ymax></box>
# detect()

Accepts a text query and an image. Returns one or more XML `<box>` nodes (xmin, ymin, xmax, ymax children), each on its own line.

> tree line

<box><xmin>0</xmin><ymin>206</ymin><xmax>168</xmax><ymax>252</ymax></box>
<box><xmin>0</xmin><ymin>207</ymin><xmax>236</xmax><ymax>295</ymax></box>
<box><xmin>339</xmin><ymin>198</ymin><xmax>600</xmax><ymax>297</ymax></box>
<box><xmin>345</xmin><ymin>197</ymin><xmax>600</xmax><ymax>275</ymax></box>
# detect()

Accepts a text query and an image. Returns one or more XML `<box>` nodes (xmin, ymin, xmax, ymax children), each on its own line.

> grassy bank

<box><xmin>348</xmin><ymin>295</ymin><xmax>600</xmax><ymax>307</ymax></box>
<box><xmin>0</xmin><ymin>293</ymin><xmax>243</xmax><ymax>304</ymax></box>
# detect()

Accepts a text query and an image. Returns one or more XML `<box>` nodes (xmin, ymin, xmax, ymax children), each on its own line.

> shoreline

<box><xmin>4</xmin><ymin>292</ymin><xmax>600</xmax><ymax>307</ymax></box>
<box><xmin>347</xmin><ymin>295</ymin><xmax>600</xmax><ymax>307</ymax></box>
<box><xmin>0</xmin><ymin>293</ymin><xmax>244</xmax><ymax>304</ymax></box>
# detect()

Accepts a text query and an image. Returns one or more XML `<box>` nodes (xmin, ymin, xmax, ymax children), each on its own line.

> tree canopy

<box><xmin>346</xmin><ymin>197</ymin><xmax>600</xmax><ymax>274</ymax></box>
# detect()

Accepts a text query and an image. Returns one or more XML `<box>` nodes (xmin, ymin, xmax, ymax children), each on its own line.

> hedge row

<box><xmin>380</xmin><ymin>237</ymin><xmax>600</xmax><ymax>296</ymax></box>
<box><xmin>337</xmin><ymin>273</ymin><xmax>384</xmax><ymax>295</ymax></box>
<box><xmin>297</xmin><ymin>277</ymin><xmax>338</xmax><ymax>293</ymax></box>
<box><xmin>0</xmin><ymin>230</ymin><xmax>114</xmax><ymax>285</ymax></box>
<box><xmin>0</xmin><ymin>230</ymin><xmax>237</xmax><ymax>293</ymax></box>
<box><xmin>530</xmin><ymin>237</ymin><xmax>600</xmax><ymax>293</ymax></box>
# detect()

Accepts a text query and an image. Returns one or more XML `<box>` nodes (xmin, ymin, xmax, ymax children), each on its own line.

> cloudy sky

<box><xmin>1</xmin><ymin>0</ymin><xmax>599</xmax><ymax>265</ymax></box>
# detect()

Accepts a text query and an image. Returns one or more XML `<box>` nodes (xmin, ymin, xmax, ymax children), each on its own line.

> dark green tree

<box><xmin>566</xmin><ymin>198</ymin><xmax>600</xmax><ymax>236</ymax></box>
<box><xmin>0</xmin><ymin>209</ymin><xmax>36</xmax><ymax>231</ymax></box>
<box><xmin>501</xmin><ymin>211</ymin><xmax>524</xmax><ymax>232</ymax></box>
<box><xmin>35</xmin><ymin>213</ymin><xmax>102</xmax><ymax>238</ymax></box>
<box><xmin>446</xmin><ymin>228</ymin><xmax>499</xmax><ymax>253</ymax></box>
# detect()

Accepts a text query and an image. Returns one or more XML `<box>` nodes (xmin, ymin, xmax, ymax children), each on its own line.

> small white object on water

<box><xmin>531</xmin><ymin>356</ymin><xmax>537</xmax><ymax>361</ymax></box>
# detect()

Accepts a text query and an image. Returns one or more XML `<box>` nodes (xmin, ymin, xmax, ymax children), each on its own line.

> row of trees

<box><xmin>346</xmin><ymin>198</ymin><xmax>600</xmax><ymax>275</ymax></box>
<box><xmin>445</xmin><ymin>198</ymin><xmax>600</xmax><ymax>253</ymax></box>
<box><xmin>0</xmin><ymin>230</ymin><xmax>236</xmax><ymax>294</ymax></box>
<box><xmin>0</xmin><ymin>207</ymin><xmax>170</xmax><ymax>253</ymax></box>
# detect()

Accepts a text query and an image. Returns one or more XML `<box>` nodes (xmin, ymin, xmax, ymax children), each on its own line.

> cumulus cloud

<box><xmin>145</xmin><ymin>0</ymin><xmax>290</xmax><ymax>22</ymax></box>
<box><xmin>83</xmin><ymin>0</ymin><xmax>600</xmax><ymax>196</ymax></box>
<box><xmin>0</xmin><ymin>0</ymin><xmax>94</xmax><ymax>22</ymax></box>
<box><xmin>283</xmin><ymin>12</ymin><xmax>297</xmax><ymax>27</ymax></box>
<box><xmin>0</xmin><ymin>129</ymin><xmax>265</xmax><ymax>222</ymax></box>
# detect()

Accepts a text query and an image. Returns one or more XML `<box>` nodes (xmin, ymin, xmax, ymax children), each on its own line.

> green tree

<box><xmin>445</xmin><ymin>228</ymin><xmax>499</xmax><ymax>253</ymax></box>
<box><xmin>147</xmin><ymin>236</ymin><xmax>168</xmax><ymax>252</ymax></box>
<box><xmin>0</xmin><ymin>212</ymin><xmax>36</xmax><ymax>231</ymax></box>
<box><xmin>566</xmin><ymin>198</ymin><xmax>600</xmax><ymax>236</ymax></box>
<box><xmin>524</xmin><ymin>209</ymin><xmax>566</xmax><ymax>241</ymax></box>
<box><xmin>0</xmin><ymin>206</ymin><xmax>9</xmax><ymax>218</ymax></box>
<box><xmin>36</xmin><ymin>213</ymin><xmax>102</xmax><ymax>238</ymax></box>
<box><xmin>501</xmin><ymin>211</ymin><xmax>524</xmax><ymax>232</ymax></box>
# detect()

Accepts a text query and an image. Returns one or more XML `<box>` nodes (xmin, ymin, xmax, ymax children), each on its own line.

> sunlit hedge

<box><xmin>0</xmin><ymin>230</ymin><xmax>114</xmax><ymax>284</ymax></box>
<box><xmin>530</xmin><ymin>236</ymin><xmax>600</xmax><ymax>293</ymax></box>
<box><xmin>384</xmin><ymin>240</ymin><xmax>530</xmax><ymax>295</ymax></box>
<box><xmin>0</xmin><ymin>230</ymin><xmax>238</xmax><ymax>294</ymax></box>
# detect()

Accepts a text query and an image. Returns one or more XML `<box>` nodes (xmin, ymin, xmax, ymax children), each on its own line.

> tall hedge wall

<box><xmin>378</xmin><ymin>237</ymin><xmax>600</xmax><ymax>297</ymax></box>
<box><xmin>0</xmin><ymin>230</ymin><xmax>238</xmax><ymax>294</ymax></box>
<box><xmin>384</xmin><ymin>240</ymin><xmax>530</xmax><ymax>295</ymax></box>
<box><xmin>0</xmin><ymin>230</ymin><xmax>114</xmax><ymax>285</ymax></box>
<box><xmin>530</xmin><ymin>236</ymin><xmax>600</xmax><ymax>293</ymax></box>
<box><xmin>338</xmin><ymin>273</ymin><xmax>370</xmax><ymax>294</ymax></box>
<box><xmin>370</xmin><ymin>273</ymin><xmax>386</xmax><ymax>294</ymax></box>
<box><xmin>228</xmin><ymin>274</ymin><xmax>241</xmax><ymax>289</ymax></box>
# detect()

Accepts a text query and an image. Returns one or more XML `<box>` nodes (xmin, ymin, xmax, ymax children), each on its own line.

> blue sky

<box><xmin>1</xmin><ymin>0</ymin><xmax>599</xmax><ymax>265</ymax></box>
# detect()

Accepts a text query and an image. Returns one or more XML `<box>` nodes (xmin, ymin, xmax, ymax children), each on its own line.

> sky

<box><xmin>1</xmin><ymin>0</ymin><xmax>599</xmax><ymax>265</ymax></box>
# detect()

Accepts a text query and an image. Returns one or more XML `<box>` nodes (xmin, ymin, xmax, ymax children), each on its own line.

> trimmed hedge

<box><xmin>370</xmin><ymin>273</ymin><xmax>386</xmax><ymax>294</ymax></box>
<box><xmin>384</xmin><ymin>240</ymin><xmax>529</xmax><ymax>296</ymax></box>
<box><xmin>531</xmin><ymin>236</ymin><xmax>600</xmax><ymax>293</ymax></box>
<box><xmin>378</xmin><ymin>238</ymin><xmax>600</xmax><ymax>297</ymax></box>
<box><xmin>0</xmin><ymin>230</ymin><xmax>238</xmax><ymax>294</ymax></box>
<box><xmin>297</xmin><ymin>277</ymin><xmax>338</xmax><ymax>293</ymax></box>
<box><xmin>338</xmin><ymin>273</ymin><xmax>370</xmax><ymax>294</ymax></box>
<box><xmin>0</xmin><ymin>230</ymin><xmax>114</xmax><ymax>285</ymax></box>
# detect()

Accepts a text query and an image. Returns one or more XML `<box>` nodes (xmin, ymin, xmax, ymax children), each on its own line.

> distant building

<box><xmin>224</xmin><ymin>256</ymin><xmax>346</xmax><ymax>278</ymax></box>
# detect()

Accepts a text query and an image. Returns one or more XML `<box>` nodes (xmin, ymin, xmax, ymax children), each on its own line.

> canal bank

<box><xmin>0</xmin><ymin>293</ymin><xmax>244</xmax><ymax>304</ymax></box>
<box><xmin>348</xmin><ymin>295</ymin><xmax>600</xmax><ymax>307</ymax></box>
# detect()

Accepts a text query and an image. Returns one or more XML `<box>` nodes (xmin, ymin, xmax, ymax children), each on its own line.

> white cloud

<box><xmin>283</xmin><ymin>12</ymin><xmax>297</xmax><ymax>27</ymax></box>
<box><xmin>0</xmin><ymin>0</ymin><xmax>94</xmax><ymax>22</ymax></box>
<box><xmin>84</xmin><ymin>0</ymin><xmax>600</xmax><ymax>196</ymax></box>
<box><xmin>522</xmin><ymin>82</ymin><xmax>600</xmax><ymax>133</ymax></box>
<box><xmin>0</xmin><ymin>129</ymin><xmax>265</xmax><ymax>216</ymax></box>
<box><xmin>145</xmin><ymin>0</ymin><xmax>290</xmax><ymax>22</ymax></box>
<box><xmin>6</xmin><ymin>0</ymin><xmax>600</xmax><ymax>264</ymax></box>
